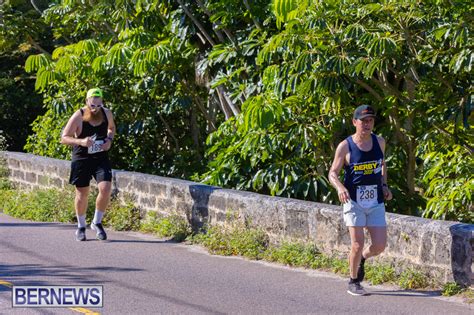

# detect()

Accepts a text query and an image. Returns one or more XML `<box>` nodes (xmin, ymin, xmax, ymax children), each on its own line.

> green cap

<box><xmin>86</xmin><ymin>88</ymin><xmax>103</xmax><ymax>98</ymax></box>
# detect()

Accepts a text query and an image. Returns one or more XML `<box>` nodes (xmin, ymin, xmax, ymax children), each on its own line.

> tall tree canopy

<box><xmin>3</xmin><ymin>0</ymin><xmax>471</xmax><ymax>222</ymax></box>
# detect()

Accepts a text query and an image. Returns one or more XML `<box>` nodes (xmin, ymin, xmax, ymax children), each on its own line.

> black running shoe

<box><xmin>357</xmin><ymin>258</ymin><xmax>366</xmax><ymax>283</ymax></box>
<box><xmin>347</xmin><ymin>282</ymin><xmax>367</xmax><ymax>296</ymax></box>
<box><xmin>91</xmin><ymin>222</ymin><xmax>107</xmax><ymax>240</ymax></box>
<box><xmin>75</xmin><ymin>227</ymin><xmax>86</xmax><ymax>241</ymax></box>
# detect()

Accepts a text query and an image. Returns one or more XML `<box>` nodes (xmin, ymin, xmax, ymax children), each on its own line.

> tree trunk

<box><xmin>157</xmin><ymin>112</ymin><xmax>179</xmax><ymax>152</ymax></box>
<box><xmin>190</xmin><ymin>109</ymin><xmax>202</xmax><ymax>160</ymax></box>
<box><xmin>216</xmin><ymin>88</ymin><xmax>233</xmax><ymax>120</ymax></box>
<box><xmin>218</xmin><ymin>86</ymin><xmax>240</xmax><ymax>116</ymax></box>
<box><xmin>404</xmin><ymin>113</ymin><xmax>416</xmax><ymax>196</ymax></box>
<box><xmin>177</xmin><ymin>0</ymin><xmax>216</xmax><ymax>46</ymax></box>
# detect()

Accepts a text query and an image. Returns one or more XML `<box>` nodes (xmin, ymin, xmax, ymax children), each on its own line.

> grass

<box><xmin>0</xmin><ymin>183</ymin><xmax>190</xmax><ymax>242</ymax></box>
<box><xmin>365</xmin><ymin>263</ymin><xmax>397</xmax><ymax>285</ymax></box>
<box><xmin>140</xmin><ymin>211</ymin><xmax>191</xmax><ymax>242</ymax></box>
<box><xmin>190</xmin><ymin>219</ymin><xmax>439</xmax><ymax>291</ymax></box>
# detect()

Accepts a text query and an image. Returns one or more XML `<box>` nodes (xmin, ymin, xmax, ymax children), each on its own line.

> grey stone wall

<box><xmin>1</xmin><ymin>151</ymin><xmax>472</xmax><ymax>286</ymax></box>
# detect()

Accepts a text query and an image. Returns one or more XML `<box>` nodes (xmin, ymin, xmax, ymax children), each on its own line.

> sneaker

<box><xmin>91</xmin><ymin>222</ymin><xmax>107</xmax><ymax>240</ymax></box>
<box><xmin>357</xmin><ymin>258</ymin><xmax>366</xmax><ymax>283</ymax></box>
<box><xmin>347</xmin><ymin>282</ymin><xmax>367</xmax><ymax>296</ymax></box>
<box><xmin>75</xmin><ymin>227</ymin><xmax>86</xmax><ymax>241</ymax></box>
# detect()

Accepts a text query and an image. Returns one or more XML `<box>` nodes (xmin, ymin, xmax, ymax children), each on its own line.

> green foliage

<box><xmin>0</xmin><ymin>188</ymin><xmax>76</xmax><ymax>223</ymax></box>
<box><xmin>199</xmin><ymin>93</ymin><xmax>337</xmax><ymax>201</ymax></box>
<box><xmin>201</xmin><ymin>0</ymin><xmax>473</xmax><ymax>221</ymax></box>
<box><xmin>421</xmin><ymin>142</ymin><xmax>474</xmax><ymax>223</ymax></box>
<box><xmin>442</xmin><ymin>282</ymin><xmax>466</xmax><ymax>296</ymax></box>
<box><xmin>2</xmin><ymin>0</ymin><xmax>472</xmax><ymax>223</ymax></box>
<box><xmin>264</xmin><ymin>242</ymin><xmax>321</xmax><ymax>267</ymax></box>
<box><xmin>0</xmin><ymin>1</ymin><xmax>49</xmax><ymax>152</ymax></box>
<box><xmin>192</xmin><ymin>222</ymin><xmax>269</xmax><ymax>259</ymax></box>
<box><xmin>103</xmin><ymin>199</ymin><xmax>141</xmax><ymax>231</ymax></box>
<box><xmin>140</xmin><ymin>211</ymin><xmax>192</xmax><ymax>242</ymax></box>
<box><xmin>0</xmin><ymin>135</ymin><xmax>10</xmax><ymax>189</ymax></box>
<box><xmin>0</xmin><ymin>185</ymin><xmax>143</xmax><ymax>232</ymax></box>
<box><xmin>365</xmin><ymin>264</ymin><xmax>397</xmax><ymax>285</ymax></box>
<box><xmin>398</xmin><ymin>268</ymin><xmax>431</xmax><ymax>289</ymax></box>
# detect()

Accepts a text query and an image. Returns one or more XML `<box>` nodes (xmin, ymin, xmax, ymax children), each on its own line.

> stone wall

<box><xmin>1</xmin><ymin>151</ymin><xmax>472</xmax><ymax>286</ymax></box>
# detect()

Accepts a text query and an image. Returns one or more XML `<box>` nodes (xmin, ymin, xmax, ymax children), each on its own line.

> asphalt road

<box><xmin>0</xmin><ymin>213</ymin><xmax>472</xmax><ymax>315</ymax></box>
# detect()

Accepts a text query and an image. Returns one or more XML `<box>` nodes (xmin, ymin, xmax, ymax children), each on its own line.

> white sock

<box><xmin>93</xmin><ymin>210</ymin><xmax>105</xmax><ymax>224</ymax></box>
<box><xmin>77</xmin><ymin>215</ymin><xmax>86</xmax><ymax>228</ymax></box>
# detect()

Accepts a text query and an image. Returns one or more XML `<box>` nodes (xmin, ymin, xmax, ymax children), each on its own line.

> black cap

<box><xmin>353</xmin><ymin>105</ymin><xmax>376</xmax><ymax>120</ymax></box>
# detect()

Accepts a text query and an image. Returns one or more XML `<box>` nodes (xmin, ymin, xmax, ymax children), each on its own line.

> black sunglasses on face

<box><xmin>89</xmin><ymin>103</ymin><xmax>103</xmax><ymax>108</ymax></box>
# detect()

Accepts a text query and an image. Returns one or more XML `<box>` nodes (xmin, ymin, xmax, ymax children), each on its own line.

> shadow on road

<box><xmin>0</xmin><ymin>263</ymin><xmax>143</xmax><ymax>286</ymax></box>
<box><xmin>106</xmin><ymin>239</ymin><xmax>176</xmax><ymax>244</ymax></box>
<box><xmin>369</xmin><ymin>289</ymin><xmax>442</xmax><ymax>297</ymax></box>
<box><xmin>0</xmin><ymin>222</ymin><xmax>72</xmax><ymax>229</ymax></box>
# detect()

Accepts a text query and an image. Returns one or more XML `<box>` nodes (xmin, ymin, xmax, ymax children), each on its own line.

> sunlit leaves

<box><xmin>272</xmin><ymin>0</ymin><xmax>309</xmax><ymax>29</ymax></box>
<box><xmin>35</xmin><ymin>68</ymin><xmax>59</xmax><ymax>92</ymax></box>
<box><xmin>449</xmin><ymin>49</ymin><xmax>473</xmax><ymax>73</ymax></box>
<box><xmin>241</xmin><ymin>95</ymin><xmax>284</xmax><ymax>132</ymax></box>
<box><xmin>208</xmin><ymin>44</ymin><xmax>238</xmax><ymax>66</ymax></box>
<box><xmin>25</xmin><ymin>54</ymin><xmax>51</xmax><ymax>73</ymax></box>
<box><xmin>367</xmin><ymin>36</ymin><xmax>398</xmax><ymax>56</ymax></box>
<box><xmin>422</xmin><ymin>143</ymin><xmax>474</xmax><ymax>222</ymax></box>
<box><xmin>105</xmin><ymin>43</ymin><xmax>132</xmax><ymax>67</ymax></box>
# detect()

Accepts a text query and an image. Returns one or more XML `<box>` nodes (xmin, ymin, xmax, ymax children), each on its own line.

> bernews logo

<box><xmin>12</xmin><ymin>286</ymin><xmax>103</xmax><ymax>308</ymax></box>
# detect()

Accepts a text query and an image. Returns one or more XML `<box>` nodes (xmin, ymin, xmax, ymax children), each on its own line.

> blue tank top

<box><xmin>344</xmin><ymin>134</ymin><xmax>384</xmax><ymax>206</ymax></box>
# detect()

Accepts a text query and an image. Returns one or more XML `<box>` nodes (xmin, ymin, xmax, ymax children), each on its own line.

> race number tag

<box><xmin>88</xmin><ymin>140</ymin><xmax>104</xmax><ymax>154</ymax></box>
<box><xmin>356</xmin><ymin>185</ymin><xmax>378</xmax><ymax>208</ymax></box>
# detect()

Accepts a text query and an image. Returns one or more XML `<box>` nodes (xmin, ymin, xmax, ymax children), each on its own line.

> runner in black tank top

<box><xmin>329</xmin><ymin>105</ymin><xmax>392</xmax><ymax>296</ymax></box>
<box><xmin>61</xmin><ymin>88</ymin><xmax>116</xmax><ymax>242</ymax></box>
<box><xmin>72</xmin><ymin>107</ymin><xmax>109</xmax><ymax>161</ymax></box>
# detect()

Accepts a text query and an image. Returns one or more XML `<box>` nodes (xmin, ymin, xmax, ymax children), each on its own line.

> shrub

<box><xmin>264</xmin><ymin>242</ymin><xmax>320</xmax><ymax>267</ymax></box>
<box><xmin>140</xmin><ymin>211</ymin><xmax>192</xmax><ymax>242</ymax></box>
<box><xmin>442</xmin><ymin>282</ymin><xmax>465</xmax><ymax>296</ymax></box>
<box><xmin>103</xmin><ymin>199</ymin><xmax>141</xmax><ymax>231</ymax></box>
<box><xmin>192</xmin><ymin>222</ymin><xmax>269</xmax><ymax>259</ymax></box>
<box><xmin>398</xmin><ymin>268</ymin><xmax>431</xmax><ymax>289</ymax></box>
<box><xmin>365</xmin><ymin>264</ymin><xmax>397</xmax><ymax>285</ymax></box>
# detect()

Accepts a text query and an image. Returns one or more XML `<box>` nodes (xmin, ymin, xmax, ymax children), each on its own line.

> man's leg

<box><xmin>347</xmin><ymin>226</ymin><xmax>368</xmax><ymax>295</ymax></box>
<box><xmin>95</xmin><ymin>180</ymin><xmax>111</xmax><ymax>213</ymax></box>
<box><xmin>91</xmin><ymin>181</ymin><xmax>112</xmax><ymax>240</ymax></box>
<box><xmin>75</xmin><ymin>186</ymin><xmax>90</xmax><ymax>241</ymax></box>
<box><xmin>362</xmin><ymin>226</ymin><xmax>387</xmax><ymax>259</ymax></box>
<box><xmin>348</xmin><ymin>226</ymin><xmax>365</xmax><ymax>280</ymax></box>
<box><xmin>75</xmin><ymin>186</ymin><xmax>90</xmax><ymax>220</ymax></box>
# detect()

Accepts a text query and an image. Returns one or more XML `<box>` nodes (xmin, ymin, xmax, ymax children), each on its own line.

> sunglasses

<box><xmin>89</xmin><ymin>103</ymin><xmax>103</xmax><ymax>108</ymax></box>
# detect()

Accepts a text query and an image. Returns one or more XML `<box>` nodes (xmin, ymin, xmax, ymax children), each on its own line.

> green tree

<box><xmin>201</xmin><ymin>0</ymin><xmax>473</xmax><ymax>221</ymax></box>
<box><xmin>0</xmin><ymin>0</ymin><xmax>50</xmax><ymax>151</ymax></box>
<box><xmin>17</xmin><ymin>0</ymin><xmax>473</xmax><ymax>223</ymax></box>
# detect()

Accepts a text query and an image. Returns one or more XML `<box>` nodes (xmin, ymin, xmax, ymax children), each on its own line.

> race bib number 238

<box><xmin>356</xmin><ymin>185</ymin><xmax>378</xmax><ymax>208</ymax></box>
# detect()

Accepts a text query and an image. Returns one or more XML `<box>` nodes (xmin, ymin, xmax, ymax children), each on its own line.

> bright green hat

<box><xmin>86</xmin><ymin>88</ymin><xmax>103</xmax><ymax>98</ymax></box>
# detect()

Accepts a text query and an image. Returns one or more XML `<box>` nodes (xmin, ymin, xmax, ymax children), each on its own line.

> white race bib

<box><xmin>356</xmin><ymin>185</ymin><xmax>378</xmax><ymax>208</ymax></box>
<box><xmin>88</xmin><ymin>140</ymin><xmax>104</xmax><ymax>154</ymax></box>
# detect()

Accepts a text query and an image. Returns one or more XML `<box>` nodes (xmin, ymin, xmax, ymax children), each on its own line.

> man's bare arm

<box><xmin>60</xmin><ymin>111</ymin><xmax>92</xmax><ymax>147</ymax></box>
<box><xmin>329</xmin><ymin>140</ymin><xmax>350</xmax><ymax>204</ymax></box>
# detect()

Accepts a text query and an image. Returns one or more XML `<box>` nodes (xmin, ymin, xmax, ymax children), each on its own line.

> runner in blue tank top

<box><xmin>61</xmin><ymin>88</ymin><xmax>116</xmax><ymax>242</ymax></box>
<box><xmin>329</xmin><ymin>105</ymin><xmax>392</xmax><ymax>296</ymax></box>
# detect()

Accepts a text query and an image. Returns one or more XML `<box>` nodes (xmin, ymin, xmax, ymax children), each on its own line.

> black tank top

<box><xmin>72</xmin><ymin>107</ymin><xmax>109</xmax><ymax>161</ymax></box>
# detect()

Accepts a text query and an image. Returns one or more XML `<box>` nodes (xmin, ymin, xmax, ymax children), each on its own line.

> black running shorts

<box><xmin>69</xmin><ymin>157</ymin><xmax>112</xmax><ymax>187</ymax></box>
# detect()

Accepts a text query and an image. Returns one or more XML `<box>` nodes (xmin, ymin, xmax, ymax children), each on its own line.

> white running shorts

<box><xmin>343</xmin><ymin>200</ymin><xmax>387</xmax><ymax>227</ymax></box>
